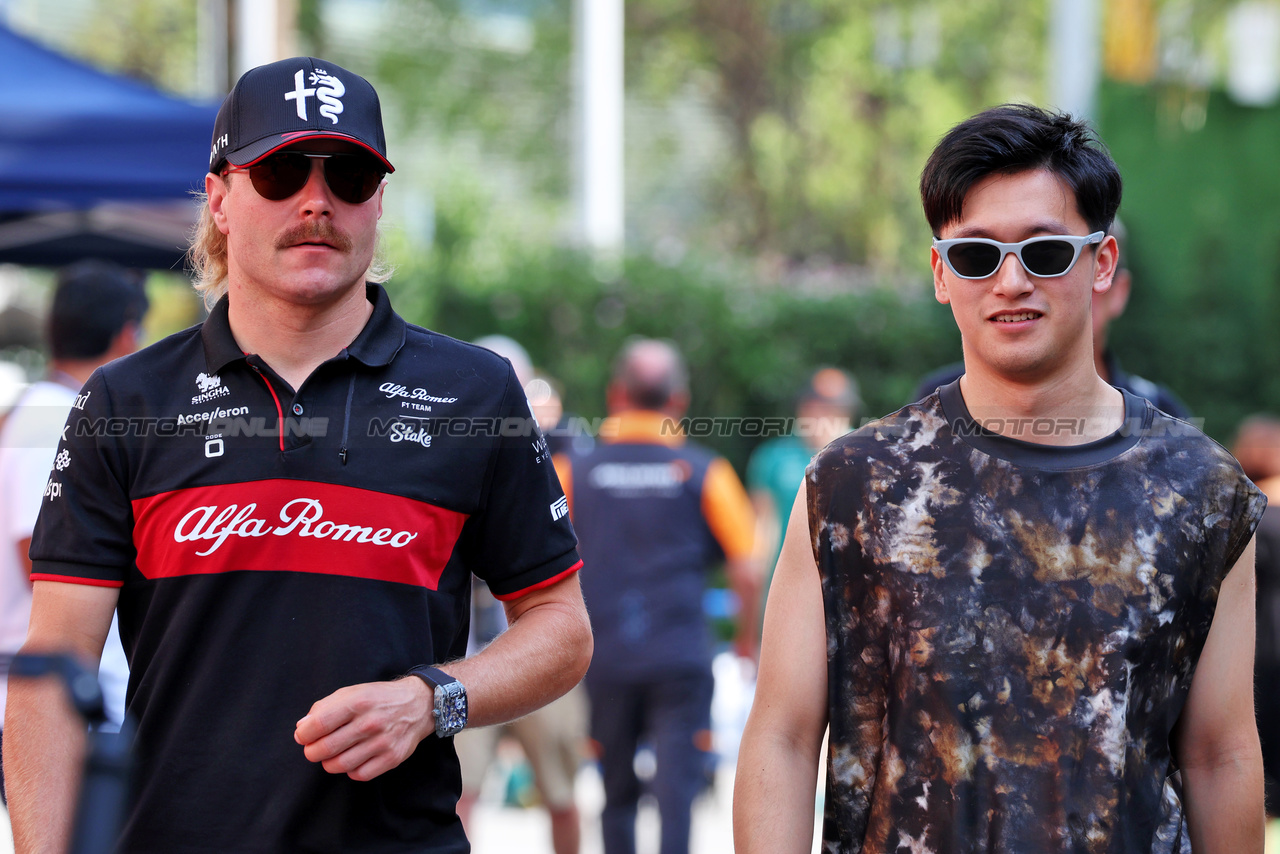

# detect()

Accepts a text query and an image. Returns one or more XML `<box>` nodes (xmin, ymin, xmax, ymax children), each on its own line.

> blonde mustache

<box><xmin>276</xmin><ymin>221</ymin><xmax>353</xmax><ymax>252</ymax></box>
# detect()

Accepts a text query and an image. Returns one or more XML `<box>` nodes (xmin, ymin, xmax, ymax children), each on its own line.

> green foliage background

<box><xmin>386</xmin><ymin>243</ymin><xmax>960</xmax><ymax>471</ymax></box>
<box><xmin>1097</xmin><ymin>82</ymin><xmax>1280</xmax><ymax>442</ymax></box>
<box><xmin>13</xmin><ymin>0</ymin><xmax>1278</xmax><ymax>455</ymax></box>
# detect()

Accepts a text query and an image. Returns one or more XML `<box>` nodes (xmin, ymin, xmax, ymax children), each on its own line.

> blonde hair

<box><xmin>186</xmin><ymin>180</ymin><xmax>394</xmax><ymax>311</ymax></box>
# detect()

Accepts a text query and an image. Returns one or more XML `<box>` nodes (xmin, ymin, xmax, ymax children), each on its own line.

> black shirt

<box><xmin>31</xmin><ymin>284</ymin><xmax>581</xmax><ymax>853</ymax></box>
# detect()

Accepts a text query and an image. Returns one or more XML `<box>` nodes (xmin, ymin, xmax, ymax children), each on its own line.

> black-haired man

<box><xmin>735</xmin><ymin>104</ymin><xmax>1265</xmax><ymax>853</ymax></box>
<box><xmin>5</xmin><ymin>58</ymin><xmax>591</xmax><ymax>854</ymax></box>
<box><xmin>913</xmin><ymin>218</ymin><xmax>1192</xmax><ymax>419</ymax></box>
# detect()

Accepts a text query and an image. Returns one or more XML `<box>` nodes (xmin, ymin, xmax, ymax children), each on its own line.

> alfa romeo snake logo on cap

<box><xmin>284</xmin><ymin>69</ymin><xmax>346</xmax><ymax>124</ymax></box>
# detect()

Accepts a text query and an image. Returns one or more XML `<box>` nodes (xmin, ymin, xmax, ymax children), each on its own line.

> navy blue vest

<box><xmin>572</xmin><ymin>439</ymin><xmax>725</xmax><ymax>680</ymax></box>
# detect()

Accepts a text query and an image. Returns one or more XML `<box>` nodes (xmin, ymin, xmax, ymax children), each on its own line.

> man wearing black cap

<box><xmin>4</xmin><ymin>58</ymin><xmax>592</xmax><ymax>854</ymax></box>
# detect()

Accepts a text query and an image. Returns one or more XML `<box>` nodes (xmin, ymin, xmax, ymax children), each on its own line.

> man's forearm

<box><xmin>5</xmin><ymin>672</ymin><xmax>88</xmax><ymax>854</ymax></box>
<box><xmin>296</xmin><ymin>576</ymin><xmax>591</xmax><ymax>780</ymax></box>
<box><xmin>5</xmin><ymin>582</ymin><xmax>119</xmax><ymax>851</ymax></box>
<box><xmin>1182</xmin><ymin>752</ymin><xmax>1265</xmax><ymax>854</ymax></box>
<box><xmin>448</xmin><ymin>576</ymin><xmax>593</xmax><ymax>729</ymax></box>
<box><xmin>733</xmin><ymin>722</ymin><xmax>822</xmax><ymax>854</ymax></box>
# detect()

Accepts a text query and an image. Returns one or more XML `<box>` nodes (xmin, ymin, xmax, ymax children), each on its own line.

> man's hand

<box><xmin>294</xmin><ymin>676</ymin><xmax>435</xmax><ymax>781</ymax></box>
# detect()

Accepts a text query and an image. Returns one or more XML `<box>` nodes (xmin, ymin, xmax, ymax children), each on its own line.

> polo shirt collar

<box><xmin>201</xmin><ymin>283</ymin><xmax>406</xmax><ymax>373</ymax></box>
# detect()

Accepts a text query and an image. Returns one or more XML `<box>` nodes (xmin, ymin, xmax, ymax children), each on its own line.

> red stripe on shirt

<box><xmin>30</xmin><ymin>574</ymin><xmax>123</xmax><ymax>588</ymax></box>
<box><xmin>492</xmin><ymin>559</ymin><xmax>584</xmax><ymax>601</ymax></box>
<box><xmin>131</xmin><ymin>479</ymin><xmax>469</xmax><ymax>589</ymax></box>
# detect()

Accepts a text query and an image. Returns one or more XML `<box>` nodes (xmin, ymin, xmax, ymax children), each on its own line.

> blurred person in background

<box><xmin>0</xmin><ymin>259</ymin><xmax>145</xmax><ymax>798</ymax></box>
<box><xmin>737</xmin><ymin>104</ymin><xmax>1265</xmax><ymax>853</ymax></box>
<box><xmin>1233</xmin><ymin>413</ymin><xmax>1280</xmax><ymax>817</ymax></box>
<box><xmin>913</xmin><ymin>218</ymin><xmax>1192</xmax><ymax>420</ymax></box>
<box><xmin>527</xmin><ymin>371</ymin><xmax>595</xmax><ymax>458</ymax></box>
<box><xmin>5</xmin><ymin>57</ymin><xmax>590</xmax><ymax>854</ymax></box>
<box><xmin>458</xmin><ymin>335</ymin><xmax>588</xmax><ymax>854</ymax></box>
<box><xmin>555</xmin><ymin>338</ymin><xmax>759</xmax><ymax>854</ymax></box>
<box><xmin>745</xmin><ymin>367</ymin><xmax>859</xmax><ymax>624</ymax></box>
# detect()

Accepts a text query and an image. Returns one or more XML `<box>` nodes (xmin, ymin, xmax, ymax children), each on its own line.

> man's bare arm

<box><xmin>733</xmin><ymin>481</ymin><xmax>828</xmax><ymax>854</ymax></box>
<box><xmin>295</xmin><ymin>571</ymin><xmax>592</xmax><ymax>781</ymax></box>
<box><xmin>1175</xmin><ymin>535</ymin><xmax>1264</xmax><ymax>854</ymax></box>
<box><xmin>5</xmin><ymin>580</ymin><xmax>118</xmax><ymax>854</ymax></box>
<box><xmin>452</xmin><ymin>570</ymin><xmax>593</xmax><ymax>727</ymax></box>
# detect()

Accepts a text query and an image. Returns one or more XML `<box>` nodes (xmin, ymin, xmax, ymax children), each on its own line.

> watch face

<box><xmin>436</xmin><ymin>682</ymin><xmax>468</xmax><ymax>736</ymax></box>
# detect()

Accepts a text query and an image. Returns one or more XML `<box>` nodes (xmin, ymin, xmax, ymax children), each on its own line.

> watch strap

<box><xmin>407</xmin><ymin>664</ymin><xmax>457</xmax><ymax>690</ymax></box>
<box><xmin>407</xmin><ymin>664</ymin><xmax>467</xmax><ymax>737</ymax></box>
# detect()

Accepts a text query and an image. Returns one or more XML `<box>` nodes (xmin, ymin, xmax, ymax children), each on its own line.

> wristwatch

<box><xmin>408</xmin><ymin>665</ymin><xmax>468</xmax><ymax>737</ymax></box>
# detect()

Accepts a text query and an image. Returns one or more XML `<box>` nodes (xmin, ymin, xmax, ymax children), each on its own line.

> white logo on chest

<box><xmin>285</xmin><ymin>69</ymin><xmax>345</xmax><ymax>124</ymax></box>
<box><xmin>192</xmin><ymin>372</ymin><xmax>231</xmax><ymax>404</ymax></box>
<box><xmin>174</xmin><ymin>498</ymin><xmax>418</xmax><ymax>556</ymax></box>
<box><xmin>388</xmin><ymin>421</ymin><xmax>432</xmax><ymax>448</ymax></box>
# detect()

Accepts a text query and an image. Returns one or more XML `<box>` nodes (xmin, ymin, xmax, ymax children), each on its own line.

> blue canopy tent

<box><xmin>0</xmin><ymin>25</ymin><xmax>220</xmax><ymax>270</ymax></box>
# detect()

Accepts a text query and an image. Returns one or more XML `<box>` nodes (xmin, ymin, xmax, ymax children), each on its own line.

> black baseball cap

<box><xmin>209</xmin><ymin>57</ymin><xmax>394</xmax><ymax>174</ymax></box>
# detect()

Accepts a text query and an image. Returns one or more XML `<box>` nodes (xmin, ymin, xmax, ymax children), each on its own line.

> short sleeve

<box><xmin>29</xmin><ymin>370</ymin><xmax>135</xmax><ymax>587</ymax></box>
<box><xmin>468</xmin><ymin>369</ymin><xmax>581</xmax><ymax>601</ymax></box>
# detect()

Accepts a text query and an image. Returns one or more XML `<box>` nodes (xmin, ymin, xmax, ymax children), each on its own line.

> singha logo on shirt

<box><xmin>192</xmin><ymin>372</ymin><xmax>231</xmax><ymax>405</ymax></box>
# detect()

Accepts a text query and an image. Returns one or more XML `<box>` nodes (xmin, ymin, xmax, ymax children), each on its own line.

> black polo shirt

<box><xmin>30</xmin><ymin>284</ymin><xmax>581</xmax><ymax>854</ymax></box>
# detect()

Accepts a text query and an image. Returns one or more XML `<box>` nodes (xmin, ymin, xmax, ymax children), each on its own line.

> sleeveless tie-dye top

<box><xmin>806</xmin><ymin>381</ymin><xmax>1265</xmax><ymax>854</ymax></box>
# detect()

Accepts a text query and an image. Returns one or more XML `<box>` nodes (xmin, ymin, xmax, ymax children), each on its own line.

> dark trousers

<box><xmin>585</xmin><ymin>671</ymin><xmax>714</xmax><ymax>854</ymax></box>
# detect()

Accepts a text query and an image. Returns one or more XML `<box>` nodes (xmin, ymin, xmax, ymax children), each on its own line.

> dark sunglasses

<box><xmin>225</xmin><ymin>151</ymin><xmax>387</xmax><ymax>205</ymax></box>
<box><xmin>933</xmin><ymin>231</ymin><xmax>1105</xmax><ymax>279</ymax></box>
